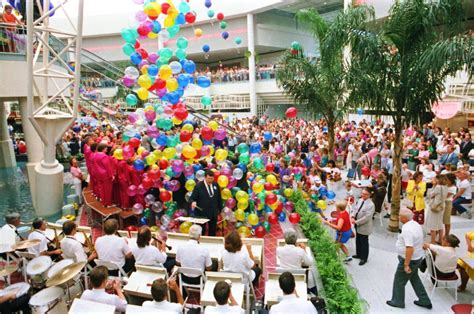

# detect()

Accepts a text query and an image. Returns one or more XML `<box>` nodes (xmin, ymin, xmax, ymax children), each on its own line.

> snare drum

<box><xmin>29</xmin><ymin>286</ymin><xmax>67</xmax><ymax>314</ymax></box>
<box><xmin>27</xmin><ymin>256</ymin><xmax>52</xmax><ymax>289</ymax></box>
<box><xmin>0</xmin><ymin>282</ymin><xmax>30</xmax><ymax>297</ymax></box>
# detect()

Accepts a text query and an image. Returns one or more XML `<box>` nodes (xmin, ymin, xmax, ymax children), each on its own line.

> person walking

<box><xmin>387</xmin><ymin>208</ymin><xmax>432</xmax><ymax>309</ymax></box>
<box><xmin>351</xmin><ymin>188</ymin><xmax>375</xmax><ymax>266</ymax></box>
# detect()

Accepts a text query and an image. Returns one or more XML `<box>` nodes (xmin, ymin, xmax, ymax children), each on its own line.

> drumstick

<box><xmin>152</xmin><ymin>236</ymin><xmax>172</xmax><ymax>250</ymax></box>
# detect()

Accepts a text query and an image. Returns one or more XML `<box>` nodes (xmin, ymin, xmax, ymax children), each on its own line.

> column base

<box><xmin>34</xmin><ymin>161</ymin><xmax>64</xmax><ymax>217</ymax></box>
<box><xmin>0</xmin><ymin>139</ymin><xmax>17</xmax><ymax>168</ymax></box>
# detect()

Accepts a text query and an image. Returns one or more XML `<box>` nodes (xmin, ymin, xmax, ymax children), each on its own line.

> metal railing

<box><xmin>0</xmin><ymin>22</ymin><xmax>27</xmax><ymax>54</ymax></box>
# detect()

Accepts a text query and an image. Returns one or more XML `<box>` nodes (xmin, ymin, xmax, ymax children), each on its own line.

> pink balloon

<box><xmin>148</xmin><ymin>53</ymin><xmax>159</xmax><ymax>63</ymax></box>
<box><xmin>137</xmin><ymin>184</ymin><xmax>147</xmax><ymax>195</ymax></box>
<box><xmin>147</xmin><ymin>125</ymin><xmax>160</xmax><ymax>138</ymax></box>
<box><xmin>214</xmin><ymin>128</ymin><xmax>227</xmax><ymax>141</ymax></box>
<box><xmin>183</xmin><ymin>165</ymin><xmax>194</xmax><ymax>177</ymax></box>
<box><xmin>221</xmin><ymin>167</ymin><xmax>232</xmax><ymax>177</ymax></box>
<box><xmin>144</xmin><ymin>110</ymin><xmax>156</xmax><ymax>122</ymax></box>
<box><xmin>123</xmin><ymin>145</ymin><xmax>134</xmax><ymax>159</ymax></box>
<box><xmin>227</xmin><ymin>177</ymin><xmax>237</xmax><ymax>189</ymax></box>
<box><xmin>127</xmin><ymin>185</ymin><xmax>138</xmax><ymax>197</ymax></box>
<box><xmin>225</xmin><ymin>198</ymin><xmax>236</xmax><ymax>209</ymax></box>
<box><xmin>123</xmin><ymin>75</ymin><xmax>136</xmax><ymax>87</ymax></box>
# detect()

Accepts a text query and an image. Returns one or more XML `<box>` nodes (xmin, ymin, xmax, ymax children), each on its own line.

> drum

<box><xmin>47</xmin><ymin>259</ymin><xmax>74</xmax><ymax>279</ymax></box>
<box><xmin>0</xmin><ymin>282</ymin><xmax>30</xmax><ymax>297</ymax></box>
<box><xmin>27</xmin><ymin>256</ymin><xmax>52</xmax><ymax>289</ymax></box>
<box><xmin>29</xmin><ymin>286</ymin><xmax>67</xmax><ymax>314</ymax></box>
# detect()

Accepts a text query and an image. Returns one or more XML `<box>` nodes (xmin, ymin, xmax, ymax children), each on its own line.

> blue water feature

<box><xmin>0</xmin><ymin>162</ymin><xmax>63</xmax><ymax>226</ymax></box>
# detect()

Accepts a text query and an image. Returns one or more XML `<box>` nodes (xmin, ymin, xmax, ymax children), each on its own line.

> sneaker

<box><xmin>344</xmin><ymin>256</ymin><xmax>353</xmax><ymax>263</ymax></box>
<box><xmin>460</xmin><ymin>212</ymin><xmax>472</xmax><ymax>219</ymax></box>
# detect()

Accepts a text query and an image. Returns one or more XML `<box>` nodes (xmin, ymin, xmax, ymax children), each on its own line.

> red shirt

<box><xmin>337</xmin><ymin>210</ymin><xmax>351</xmax><ymax>232</ymax></box>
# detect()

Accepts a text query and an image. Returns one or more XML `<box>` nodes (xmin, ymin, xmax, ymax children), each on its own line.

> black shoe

<box><xmin>352</xmin><ymin>255</ymin><xmax>361</xmax><ymax>259</ymax></box>
<box><xmin>359</xmin><ymin>260</ymin><xmax>367</xmax><ymax>266</ymax></box>
<box><xmin>386</xmin><ymin>301</ymin><xmax>404</xmax><ymax>309</ymax></box>
<box><xmin>384</xmin><ymin>214</ymin><xmax>390</xmax><ymax>218</ymax></box>
<box><xmin>414</xmin><ymin>301</ymin><xmax>432</xmax><ymax>309</ymax></box>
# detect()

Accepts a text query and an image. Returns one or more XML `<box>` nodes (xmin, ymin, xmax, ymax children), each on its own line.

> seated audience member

<box><xmin>142</xmin><ymin>278</ymin><xmax>183</xmax><ymax>313</ymax></box>
<box><xmin>95</xmin><ymin>219</ymin><xmax>133</xmax><ymax>273</ymax></box>
<box><xmin>80</xmin><ymin>266</ymin><xmax>127</xmax><ymax>312</ymax></box>
<box><xmin>422</xmin><ymin>234</ymin><xmax>460</xmax><ymax>283</ymax></box>
<box><xmin>269</xmin><ymin>272</ymin><xmax>317</xmax><ymax>314</ymax></box>
<box><xmin>221</xmin><ymin>230</ymin><xmax>261</xmax><ymax>287</ymax></box>
<box><xmin>176</xmin><ymin>224</ymin><xmax>213</xmax><ymax>284</ymax></box>
<box><xmin>204</xmin><ymin>281</ymin><xmax>244</xmax><ymax>314</ymax></box>
<box><xmin>458</xmin><ymin>232</ymin><xmax>474</xmax><ymax>292</ymax></box>
<box><xmin>60</xmin><ymin>221</ymin><xmax>97</xmax><ymax>263</ymax></box>
<box><xmin>452</xmin><ymin>170</ymin><xmax>472</xmax><ymax>217</ymax></box>
<box><xmin>0</xmin><ymin>213</ymin><xmax>23</xmax><ymax>247</ymax></box>
<box><xmin>27</xmin><ymin>218</ymin><xmax>62</xmax><ymax>258</ymax></box>
<box><xmin>131</xmin><ymin>226</ymin><xmax>167</xmax><ymax>268</ymax></box>
<box><xmin>0</xmin><ymin>287</ymin><xmax>30</xmax><ymax>314</ymax></box>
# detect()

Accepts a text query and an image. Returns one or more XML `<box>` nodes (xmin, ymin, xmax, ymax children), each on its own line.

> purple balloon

<box><xmin>221</xmin><ymin>167</ymin><xmax>232</xmax><ymax>177</ymax></box>
<box><xmin>148</xmin><ymin>52</ymin><xmax>159</xmax><ymax>63</ymax></box>
<box><xmin>227</xmin><ymin>177</ymin><xmax>237</xmax><ymax>189</ymax></box>
<box><xmin>147</xmin><ymin>125</ymin><xmax>160</xmax><ymax>138</ymax></box>
<box><xmin>138</xmin><ymin>60</ymin><xmax>149</xmax><ymax>69</ymax></box>
<box><xmin>168</xmin><ymin>180</ymin><xmax>181</xmax><ymax>192</ymax></box>
<box><xmin>275</xmin><ymin>144</ymin><xmax>283</xmax><ymax>154</ymax></box>
<box><xmin>171</xmin><ymin>160</ymin><xmax>185</xmax><ymax>174</ymax></box>
<box><xmin>123</xmin><ymin>75</ymin><xmax>136</xmax><ymax>87</ymax></box>
<box><xmin>214</xmin><ymin>128</ymin><xmax>227</xmax><ymax>141</ymax></box>
<box><xmin>183</xmin><ymin>165</ymin><xmax>194</xmax><ymax>177</ymax></box>
<box><xmin>157</xmin><ymin>88</ymin><xmax>167</xmax><ymax>97</ymax></box>
<box><xmin>284</xmin><ymin>201</ymin><xmax>295</xmax><ymax>212</ymax></box>
<box><xmin>127</xmin><ymin>185</ymin><xmax>138</xmax><ymax>197</ymax></box>
<box><xmin>225</xmin><ymin>198</ymin><xmax>236</xmax><ymax>209</ymax></box>
<box><xmin>132</xmin><ymin>203</ymin><xmax>144</xmax><ymax>215</ymax></box>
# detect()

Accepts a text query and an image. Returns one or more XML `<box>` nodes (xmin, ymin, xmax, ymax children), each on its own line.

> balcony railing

<box><xmin>0</xmin><ymin>23</ymin><xmax>26</xmax><ymax>54</ymax></box>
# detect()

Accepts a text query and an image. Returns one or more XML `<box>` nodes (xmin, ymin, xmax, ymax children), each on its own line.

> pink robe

<box><xmin>116</xmin><ymin>160</ymin><xmax>132</xmax><ymax>209</ymax></box>
<box><xmin>89</xmin><ymin>151</ymin><xmax>100</xmax><ymax>197</ymax></box>
<box><xmin>130</xmin><ymin>167</ymin><xmax>144</xmax><ymax>206</ymax></box>
<box><xmin>95</xmin><ymin>152</ymin><xmax>114</xmax><ymax>206</ymax></box>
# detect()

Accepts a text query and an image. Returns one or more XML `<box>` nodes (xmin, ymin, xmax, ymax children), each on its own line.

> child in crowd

<box><xmin>401</xmin><ymin>163</ymin><xmax>412</xmax><ymax>194</ymax></box>
<box><xmin>344</xmin><ymin>180</ymin><xmax>355</xmax><ymax>205</ymax></box>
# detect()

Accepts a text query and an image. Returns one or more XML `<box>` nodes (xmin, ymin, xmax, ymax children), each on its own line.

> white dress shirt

<box><xmin>27</xmin><ymin>230</ymin><xmax>50</xmax><ymax>256</ymax></box>
<box><xmin>132</xmin><ymin>245</ymin><xmax>166</xmax><ymax>266</ymax></box>
<box><xmin>269</xmin><ymin>294</ymin><xmax>317</xmax><ymax>314</ymax></box>
<box><xmin>428</xmin><ymin>244</ymin><xmax>457</xmax><ymax>273</ymax></box>
<box><xmin>221</xmin><ymin>248</ymin><xmax>255</xmax><ymax>282</ymax></box>
<box><xmin>80</xmin><ymin>288</ymin><xmax>127</xmax><ymax>312</ymax></box>
<box><xmin>457</xmin><ymin>179</ymin><xmax>472</xmax><ymax>199</ymax></box>
<box><xmin>142</xmin><ymin>300</ymin><xmax>182</xmax><ymax>313</ymax></box>
<box><xmin>277</xmin><ymin>245</ymin><xmax>311</xmax><ymax>268</ymax></box>
<box><xmin>176</xmin><ymin>239</ymin><xmax>212</xmax><ymax>277</ymax></box>
<box><xmin>60</xmin><ymin>236</ymin><xmax>87</xmax><ymax>263</ymax></box>
<box><xmin>95</xmin><ymin>235</ymin><xmax>132</xmax><ymax>268</ymax></box>
<box><xmin>205</xmin><ymin>303</ymin><xmax>245</xmax><ymax>314</ymax></box>
<box><xmin>396</xmin><ymin>220</ymin><xmax>424</xmax><ymax>260</ymax></box>
<box><xmin>0</xmin><ymin>224</ymin><xmax>18</xmax><ymax>247</ymax></box>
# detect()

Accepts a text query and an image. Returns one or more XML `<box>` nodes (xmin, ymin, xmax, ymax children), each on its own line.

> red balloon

<box><xmin>142</xmin><ymin>177</ymin><xmax>153</xmax><ymax>190</ymax></box>
<box><xmin>175</xmin><ymin>102</ymin><xmax>186</xmax><ymax>109</ymax></box>
<box><xmin>180</xmin><ymin>130</ymin><xmax>192</xmax><ymax>142</ymax></box>
<box><xmin>151</xmin><ymin>79</ymin><xmax>166</xmax><ymax>91</ymax></box>
<box><xmin>128</xmin><ymin>137</ymin><xmax>140</xmax><ymax>148</ymax></box>
<box><xmin>265</xmin><ymin>193</ymin><xmax>277</xmax><ymax>205</ymax></box>
<box><xmin>137</xmin><ymin>25</ymin><xmax>150</xmax><ymax>36</ymax></box>
<box><xmin>264</xmin><ymin>182</ymin><xmax>273</xmax><ymax>191</ymax></box>
<box><xmin>276</xmin><ymin>201</ymin><xmax>283</xmax><ymax>212</ymax></box>
<box><xmin>255</xmin><ymin>226</ymin><xmax>266</xmax><ymax>238</ymax></box>
<box><xmin>268</xmin><ymin>213</ymin><xmax>278</xmax><ymax>225</ymax></box>
<box><xmin>161</xmin><ymin>2</ymin><xmax>170</xmax><ymax>14</ymax></box>
<box><xmin>201</xmin><ymin>126</ymin><xmax>214</xmax><ymax>141</ymax></box>
<box><xmin>290</xmin><ymin>49</ymin><xmax>298</xmax><ymax>55</ymax></box>
<box><xmin>217</xmin><ymin>12</ymin><xmax>225</xmax><ymax>21</ymax></box>
<box><xmin>174</xmin><ymin>107</ymin><xmax>188</xmax><ymax>121</ymax></box>
<box><xmin>289</xmin><ymin>212</ymin><xmax>301</xmax><ymax>224</ymax></box>
<box><xmin>159</xmin><ymin>159</ymin><xmax>169</xmax><ymax>169</ymax></box>
<box><xmin>185</xmin><ymin>12</ymin><xmax>196</xmax><ymax>23</ymax></box>
<box><xmin>134</xmin><ymin>41</ymin><xmax>141</xmax><ymax>49</ymax></box>
<box><xmin>213</xmin><ymin>171</ymin><xmax>221</xmax><ymax>182</ymax></box>
<box><xmin>126</xmin><ymin>226</ymin><xmax>137</xmax><ymax>232</ymax></box>
<box><xmin>160</xmin><ymin>190</ymin><xmax>171</xmax><ymax>202</ymax></box>
<box><xmin>265</xmin><ymin>163</ymin><xmax>275</xmax><ymax>172</ymax></box>
<box><xmin>285</xmin><ymin>107</ymin><xmax>298</xmax><ymax>118</ymax></box>
<box><xmin>148</xmin><ymin>169</ymin><xmax>160</xmax><ymax>180</ymax></box>
<box><xmin>361</xmin><ymin>166</ymin><xmax>370</xmax><ymax>177</ymax></box>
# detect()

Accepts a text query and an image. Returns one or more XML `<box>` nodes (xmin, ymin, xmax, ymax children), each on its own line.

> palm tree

<box><xmin>347</xmin><ymin>0</ymin><xmax>473</xmax><ymax>231</ymax></box>
<box><xmin>276</xmin><ymin>7</ymin><xmax>370</xmax><ymax>159</ymax></box>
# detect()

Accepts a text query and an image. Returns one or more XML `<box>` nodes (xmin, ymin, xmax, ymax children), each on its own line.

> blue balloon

<box><xmin>193</xmin><ymin>164</ymin><xmax>202</xmax><ymax>172</ymax></box>
<box><xmin>183</xmin><ymin>60</ymin><xmax>196</xmax><ymax>74</ymax></box>
<box><xmin>326</xmin><ymin>191</ymin><xmax>336</xmax><ymax>200</ymax></box>
<box><xmin>205</xmin><ymin>0</ymin><xmax>212</xmax><ymax>8</ymax></box>
<box><xmin>176</xmin><ymin>13</ymin><xmax>186</xmax><ymax>25</ymax></box>
<box><xmin>176</xmin><ymin>88</ymin><xmax>185</xmax><ymax>98</ymax></box>
<box><xmin>152</xmin><ymin>21</ymin><xmax>161</xmax><ymax>33</ymax></box>
<box><xmin>203</xmin><ymin>139</ymin><xmax>212</xmax><ymax>145</ymax></box>
<box><xmin>237</xmin><ymin>163</ymin><xmax>247</xmax><ymax>172</ymax></box>
<box><xmin>207</xmin><ymin>10</ymin><xmax>215</xmax><ymax>18</ymax></box>
<box><xmin>263</xmin><ymin>131</ymin><xmax>272</xmax><ymax>141</ymax></box>
<box><xmin>133</xmin><ymin>159</ymin><xmax>145</xmax><ymax>171</ymax></box>
<box><xmin>202</xmin><ymin>44</ymin><xmax>210</xmax><ymax>53</ymax></box>
<box><xmin>148</xmin><ymin>64</ymin><xmax>158</xmax><ymax>76</ymax></box>
<box><xmin>167</xmin><ymin>91</ymin><xmax>181</xmax><ymax>104</ymax></box>
<box><xmin>157</xmin><ymin>134</ymin><xmax>168</xmax><ymax>146</ymax></box>
<box><xmin>177</xmin><ymin>74</ymin><xmax>189</xmax><ymax>88</ymax></box>
<box><xmin>319</xmin><ymin>187</ymin><xmax>327</xmax><ymax>195</ymax></box>
<box><xmin>250</xmin><ymin>142</ymin><xmax>262</xmax><ymax>154</ymax></box>
<box><xmin>278</xmin><ymin>212</ymin><xmax>286</xmax><ymax>222</ymax></box>
<box><xmin>196</xmin><ymin>76</ymin><xmax>211</xmax><ymax>88</ymax></box>
<box><xmin>222</xmin><ymin>31</ymin><xmax>229</xmax><ymax>40</ymax></box>
<box><xmin>357</xmin><ymin>108</ymin><xmax>364</xmax><ymax>116</ymax></box>
<box><xmin>139</xmin><ymin>217</ymin><xmax>148</xmax><ymax>225</ymax></box>
<box><xmin>130</xmin><ymin>52</ymin><xmax>142</xmax><ymax>65</ymax></box>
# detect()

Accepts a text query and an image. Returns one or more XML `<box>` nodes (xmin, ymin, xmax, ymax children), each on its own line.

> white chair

<box><xmin>177</xmin><ymin>267</ymin><xmax>206</xmax><ymax>311</ymax></box>
<box><xmin>241</xmin><ymin>271</ymin><xmax>256</xmax><ymax>313</ymax></box>
<box><xmin>15</xmin><ymin>251</ymin><xmax>36</xmax><ymax>282</ymax></box>
<box><xmin>94</xmin><ymin>259</ymin><xmax>128</xmax><ymax>281</ymax></box>
<box><xmin>424</xmin><ymin>250</ymin><xmax>459</xmax><ymax>300</ymax></box>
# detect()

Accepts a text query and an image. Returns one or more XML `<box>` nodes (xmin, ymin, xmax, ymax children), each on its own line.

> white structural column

<box><xmin>26</xmin><ymin>0</ymin><xmax>84</xmax><ymax>217</ymax></box>
<box><xmin>247</xmin><ymin>13</ymin><xmax>257</xmax><ymax>116</ymax></box>
<box><xmin>0</xmin><ymin>102</ymin><xmax>16</xmax><ymax>168</ymax></box>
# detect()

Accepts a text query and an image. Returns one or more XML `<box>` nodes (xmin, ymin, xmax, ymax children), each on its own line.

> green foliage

<box><xmin>291</xmin><ymin>191</ymin><xmax>364</xmax><ymax>313</ymax></box>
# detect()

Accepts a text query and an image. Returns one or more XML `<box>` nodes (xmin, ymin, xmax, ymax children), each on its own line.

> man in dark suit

<box><xmin>460</xmin><ymin>133</ymin><xmax>473</xmax><ymax>162</ymax></box>
<box><xmin>190</xmin><ymin>170</ymin><xmax>223</xmax><ymax>236</ymax></box>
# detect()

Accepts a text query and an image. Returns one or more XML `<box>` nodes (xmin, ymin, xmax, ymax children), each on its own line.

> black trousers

<box><xmin>0</xmin><ymin>294</ymin><xmax>31</xmax><ymax>314</ymax></box>
<box><xmin>204</xmin><ymin>217</ymin><xmax>218</xmax><ymax>236</ymax></box>
<box><xmin>355</xmin><ymin>233</ymin><xmax>369</xmax><ymax>261</ymax></box>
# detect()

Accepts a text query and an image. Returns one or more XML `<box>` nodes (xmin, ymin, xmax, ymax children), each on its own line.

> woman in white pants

<box><xmin>70</xmin><ymin>158</ymin><xmax>84</xmax><ymax>204</ymax></box>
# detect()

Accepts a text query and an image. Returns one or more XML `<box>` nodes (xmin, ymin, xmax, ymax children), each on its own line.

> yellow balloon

<box><xmin>147</xmin><ymin>32</ymin><xmax>158</xmax><ymax>39</ymax></box>
<box><xmin>140</xmin><ymin>65</ymin><xmax>149</xmax><ymax>75</ymax></box>
<box><xmin>209</xmin><ymin>145</ymin><xmax>215</xmax><ymax>156</ymax></box>
<box><xmin>221</xmin><ymin>188</ymin><xmax>232</xmax><ymax>200</ymax></box>
<box><xmin>194</xmin><ymin>28</ymin><xmax>203</xmax><ymax>37</ymax></box>
<box><xmin>283</xmin><ymin>188</ymin><xmax>293</xmax><ymax>198</ymax></box>
<box><xmin>235</xmin><ymin>190</ymin><xmax>248</xmax><ymax>202</ymax></box>
<box><xmin>248</xmin><ymin>213</ymin><xmax>259</xmax><ymax>226</ymax></box>
<box><xmin>171</xmin><ymin>116</ymin><xmax>183</xmax><ymax>125</ymax></box>
<box><xmin>191</xmin><ymin>138</ymin><xmax>203</xmax><ymax>150</ymax></box>
<box><xmin>235</xmin><ymin>209</ymin><xmax>245</xmax><ymax>222</ymax></box>
<box><xmin>164</xmin><ymin>15</ymin><xmax>175</xmax><ymax>28</ymax></box>
<box><xmin>159</xmin><ymin>65</ymin><xmax>172</xmax><ymax>80</ymax></box>
<box><xmin>269</xmin><ymin>201</ymin><xmax>278</xmax><ymax>210</ymax></box>
<box><xmin>237</xmin><ymin>226</ymin><xmax>251</xmax><ymax>238</ymax></box>
<box><xmin>179</xmin><ymin>221</ymin><xmax>192</xmax><ymax>234</ymax></box>
<box><xmin>182</xmin><ymin>124</ymin><xmax>194</xmax><ymax>133</ymax></box>
<box><xmin>150</xmin><ymin>164</ymin><xmax>159</xmax><ymax>171</ymax></box>
<box><xmin>146</xmin><ymin>154</ymin><xmax>156</xmax><ymax>165</ymax></box>
<box><xmin>145</xmin><ymin>105</ymin><xmax>154</xmax><ymax>112</ymax></box>
<box><xmin>113</xmin><ymin>149</ymin><xmax>123</xmax><ymax>160</ymax></box>
<box><xmin>182</xmin><ymin>145</ymin><xmax>197</xmax><ymax>159</ymax></box>
<box><xmin>317</xmin><ymin>200</ymin><xmax>327</xmax><ymax>210</ymax></box>
<box><xmin>163</xmin><ymin>147</ymin><xmax>176</xmax><ymax>159</ymax></box>
<box><xmin>217</xmin><ymin>175</ymin><xmax>229</xmax><ymax>188</ymax></box>
<box><xmin>144</xmin><ymin>2</ymin><xmax>161</xmax><ymax>16</ymax></box>
<box><xmin>138</xmin><ymin>75</ymin><xmax>152</xmax><ymax>89</ymax></box>
<box><xmin>252</xmin><ymin>182</ymin><xmax>264</xmax><ymax>193</ymax></box>
<box><xmin>185</xmin><ymin>179</ymin><xmax>196</xmax><ymax>192</ymax></box>
<box><xmin>215</xmin><ymin>149</ymin><xmax>228</xmax><ymax>161</ymax></box>
<box><xmin>137</xmin><ymin>87</ymin><xmax>149</xmax><ymax>100</ymax></box>
<box><xmin>166</xmin><ymin>78</ymin><xmax>178</xmax><ymax>92</ymax></box>
<box><xmin>266</xmin><ymin>174</ymin><xmax>278</xmax><ymax>186</ymax></box>
<box><xmin>237</xmin><ymin>199</ymin><xmax>248</xmax><ymax>210</ymax></box>
<box><xmin>152</xmin><ymin>150</ymin><xmax>163</xmax><ymax>160</ymax></box>
<box><xmin>137</xmin><ymin>147</ymin><xmax>145</xmax><ymax>155</ymax></box>
<box><xmin>167</xmin><ymin>7</ymin><xmax>178</xmax><ymax>18</ymax></box>
<box><xmin>208</xmin><ymin>120</ymin><xmax>218</xmax><ymax>131</ymax></box>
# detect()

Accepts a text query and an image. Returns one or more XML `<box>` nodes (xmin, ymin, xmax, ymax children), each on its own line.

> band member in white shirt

<box><xmin>269</xmin><ymin>272</ymin><xmax>316</xmax><ymax>314</ymax></box>
<box><xmin>60</xmin><ymin>221</ymin><xmax>96</xmax><ymax>264</ymax></box>
<box><xmin>0</xmin><ymin>213</ymin><xmax>23</xmax><ymax>247</ymax></box>
<box><xmin>142</xmin><ymin>278</ymin><xmax>183</xmax><ymax>313</ymax></box>
<box><xmin>132</xmin><ymin>226</ymin><xmax>175</xmax><ymax>273</ymax></box>
<box><xmin>204</xmin><ymin>281</ymin><xmax>244</xmax><ymax>314</ymax></box>
<box><xmin>80</xmin><ymin>265</ymin><xmax>127</xmax><ymax>312</ymax></box>
<box><xmin>95</xmin><ymin>219</ymin><xmax>133</xmax><ymax>274</ymax></box>
<box><xmin>27</xmin><ymin>218</ymin><xmax>61</xmax><ymax>258</ymax></box>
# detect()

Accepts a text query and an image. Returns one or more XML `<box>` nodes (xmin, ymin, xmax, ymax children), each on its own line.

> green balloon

<box><xmin>239</xmin><ymin>152</ymin><xmax>250</xmax><ymax>165</ymax></box>
<box><xmin>168</xmin><ymin>25</ymin><xmax>180</xmax><ymax>38</ymax></box>
<box><xmin>263</xmin><ymin>221</ymin><xmax>271</xmax><ymax>232</ymax></box>
<box><xmin>237</xmin><ymin>143</ymin><xmax>249</xmax><ymax>154</ymax></box>
<box><xmin>122</xmin><ymin>134</ymin><xmax>131</xmax><ymax>143</ymax></box>
<box><xmin>121</xmin><ymin>28</ymin><xmax>138</xmax><ymax>44</ymax></box>
<box><xmin>156</xmin><ymin>118</ymin><xmax>173</xmax><ymax>131</ymax></box>
<box><xmin>220</xmin><ymin>21</ymin><xmax>227</xmax><ymax>29</ymax></box>
<box><xmin>159</xmin><ymin>48</ymin><xmax>173</xmax><ymax>59</ymax></box>
<box><xmin>291</xmin><ymin>41</ymin><xmax>300</xmax><ymax>50</ymax></box>
<box><xmin>175</xmin><ymin>49</ymin><xmax>187</xmax><ymax>61</ymax></box>
<box><xmin>166</xmin><ymin>135</ymin><xmax>180</xmax><ymax>147</ymax></box>
<box><xmin>176</xmin><ymin>37</ymin><xmax>189</xmax><ymax>49</ymax></box>
<box><xmin>122</xmin><ymin>43</ymin><xmax>135</xmax><ymax>56</ymax></box>
<box><xmin>165</xmin><ymin>167</ymin><xmax>174</xmax><ymax>177</ymax></box>
<box><xmin>201</xmin><ymin>96</ymin><xmax>212</xmax><ymax>106</ymax></box>
<box><xmin>253</xmin><ymin>157</ymin><xmax>264</xmax><ymax>170</ymax></box>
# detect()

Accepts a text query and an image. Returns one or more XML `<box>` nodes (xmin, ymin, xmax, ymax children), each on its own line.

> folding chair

<box><xmin>177</xmin><ymin>267</ymin><xmax>206</xmax><ymax>311</ymax></box>
<box><xmin>94</xmin><ymin>259</ymin><xmax>128</xmax><ymax>282</ymax></box>
<box><xmin>424</xmin><ymin>250</ymin><xmax>459</xmax><ymax>300</ymax></box>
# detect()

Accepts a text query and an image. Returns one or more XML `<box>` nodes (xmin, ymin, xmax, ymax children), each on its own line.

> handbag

<box><xmin>347</xmin><ymin>166</ymin><xmax>357</xmax><ymax>179</ymax></box>
<box><xmin>430</xmin><ymin>185</ymin><xmax>444</xmax><ymax>213</ymax></box>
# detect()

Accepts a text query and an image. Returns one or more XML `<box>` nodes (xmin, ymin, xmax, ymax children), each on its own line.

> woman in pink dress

<box><xmin>95</xmin><ymin>143</ymin><xmax>115</xmax><ymax>206</ymax></box>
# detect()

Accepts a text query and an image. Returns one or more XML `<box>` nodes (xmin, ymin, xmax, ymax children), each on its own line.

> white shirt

<box><xmin>142</xmin><ymin>300</ymin><xmax>182</xmax><ymax>313</ymax></box>
<box><xmin>0</xmin><ymin>224</ymin><xmax>18</xmax><ymax>247</ymax></box>
<box><xmin>205</xmin><ymin>304</ymin><xmax>244</xmax><ymax>314</ymax></box>
<box><xmin>81</xmin><ymin>288</ymin><xmax>127</xmax><ymax>312</ymax></box>
<box><xmin>396</xmin><ymin>220</ymin><xmax>424</xmax><ymax>260</ymax></box>
<box><xmin>132</xmin><ymin>245</ymin><xmax>166</xmax><ymax>266</ymax></box>
<box><xmin>60</xmin><ymin>236</ymin><xmax>87</xmax><ymax>263</ymax></box>
<box><xmin>277</xmin><ymin>245</ymin><xmax>311</xmax><ymax>269</ymax></box>
<box><xmin>422</xmin><ymin>170</ymin><xmax>436</xmax><ymax>183</ymax></box>
<box><xmin>27</xmin><ymin>230</ymin><xmax>50</xmax><ymax>256</ymax></box>
<box><xmin>428</xmin><ymin>244</ymin><xmax>457</xmax><ymax>273</ymax></box>
<box><xmin>176</xmin><ymin>239</ymin><xmax>212</xmax><ymax>277</ymax></box>
<box><xmin>446</xmin><ymin>185</ymin><xmax>457</xmax><ymax>201</ymax></box>
<box><xmin>457</xmin><ymin>179</ymin><xmax>472</xmax><ymax>199</ymax></box>
<box><xmin>95</xmin><ymin>235</ymin><xmax>132</xmax><ymax>268</ymax></box>
<box><xmin>269</xmin><ymin>294</ymin><xmax>316</xmax><ymax>314</ymax></box>
<box><xmin>221</xmin><ymin>248</ymin><xmax>254</xmax><ymax>282</ymax></box>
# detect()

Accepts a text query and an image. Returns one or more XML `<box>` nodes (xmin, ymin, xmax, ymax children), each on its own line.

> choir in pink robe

<box><xmin>83</xmin><ymin>144</ymin><xmax>96</xmax><ymax>195</ymax></box>
<box><xmin>116</xmin><ymin>160</ymin><xmax>132</xmax><ymax>209</ymax></box>
<box><xmin>89</xmin><ymin>150</ymin><xmax>100</xmax><ymax>197</ymax></box>
<box><xmin>130</xmin><ymin>166</ymin><xmax>144</xmax><ymax>206</ymax></box>
<box><xmin>95</xmin><ymin>152</ymin><xmax>115</xmax><ymax>206</ymax></box>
